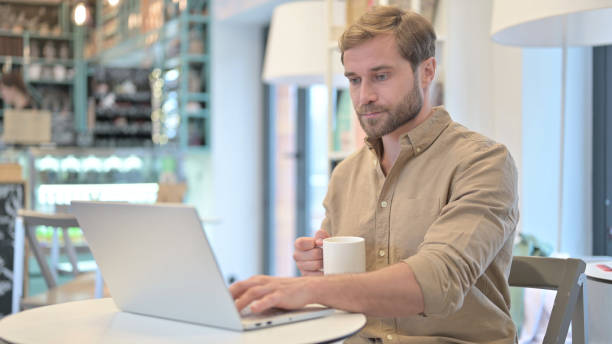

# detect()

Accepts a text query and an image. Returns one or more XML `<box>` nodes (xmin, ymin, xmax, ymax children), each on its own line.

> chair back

<box><xmin>18</xmin><ymin>209</ymin><xmax>80</xmax><ymax>289</ymax></box>
<box><xmin>509</xmin><ymin>256</ymin><xmax>587</xmax><ymax>344</ymax></box>
<box><xmin>13</xmin><ymin>209</ymin><xmax>108</xmax><ymax>313</ymax></box>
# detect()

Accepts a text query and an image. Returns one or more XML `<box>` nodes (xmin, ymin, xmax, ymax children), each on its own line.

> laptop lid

<box><xmin>70</xmin><ymin>201</ymin><xmax>244</xmax><ymax>331</ymax></box>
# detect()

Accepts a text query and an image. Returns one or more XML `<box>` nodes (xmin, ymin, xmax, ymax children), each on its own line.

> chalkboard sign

<box><xmin>0</xmin><ymin>183</ymin><xmax>25</xmax><ymax>316</ymax></box>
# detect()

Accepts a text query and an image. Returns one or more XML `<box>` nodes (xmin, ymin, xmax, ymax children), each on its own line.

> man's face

<box><xmin>343</xmin><ymin>34</ymin><xmax>423</xmax><ymax>138</ymax></box>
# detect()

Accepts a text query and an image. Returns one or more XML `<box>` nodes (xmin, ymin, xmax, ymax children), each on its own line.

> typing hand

<box><xmin>239</xmin><ymin>303</ymin><xmax>253</xmax><ymax>316</ymax></box>
<box><xmin>230</xmin><ymin>275</ymin><xmax>315</xmax><ymax>314</ymax></box>
<box><xmin>293</xmin><ymin>229</ymin><xmax>330</xmax><ymax>276</ymax></box>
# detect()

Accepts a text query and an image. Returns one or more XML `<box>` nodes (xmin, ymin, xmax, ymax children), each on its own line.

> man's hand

<box><xmin>230</xmin><ymin>263</ymin><xmax>425</xmax><ymax>317</ymax></box>
<box><xmin>293</xmin><ymin>229</ymin><xmax>330</xmax><ymax>276</ymax></box>
<box><xmin>229</xmin><ymin>275</ymin><xmax>316</xmax><ymax>313</ymax></box>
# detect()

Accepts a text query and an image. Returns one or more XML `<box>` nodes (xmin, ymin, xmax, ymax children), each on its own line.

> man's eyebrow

<box><xmin>344</xmin><ymin>65</ymin><xmax>394</xmax><ymax>77</ymax></box>
<box><xmin>371</xmin><ymin>65</ymin><xmax>393</xmax><ymax>72</ymax></box>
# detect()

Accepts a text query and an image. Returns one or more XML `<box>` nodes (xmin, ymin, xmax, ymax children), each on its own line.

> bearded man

<box><xmin>230</xmin><ymin>6</ymin><xmax>519</xmax><ymax>343</ymax></box>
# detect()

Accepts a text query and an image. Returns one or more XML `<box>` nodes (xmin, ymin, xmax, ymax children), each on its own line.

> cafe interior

<box><xmin>0</xmin><ymin>0</ymin><xmax>611</xmax><ymax>342</ymax></box>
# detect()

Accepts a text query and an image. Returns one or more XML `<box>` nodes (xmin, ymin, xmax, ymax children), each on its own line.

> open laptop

<box><xmin>70</xmin><ymin>201</ymin><xmax>333</xmax><ymax>331</ymax></box>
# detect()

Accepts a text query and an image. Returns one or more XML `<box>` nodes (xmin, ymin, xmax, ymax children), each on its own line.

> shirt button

<box><xmin>378</xmin><ymin>250</ymin><xmax>385</xmax><ymax>257</ymax></box>
<box><xmin>373</xmin><ymin>159</ymin><xmax>377</xmax><ymax>166</ymax></box>
<box><xmin>387</xmin><ymin>334</ymin><xmax>393</xmax><ymax>340</ymax></box>
<box><xmin>381</xmin><ymin>201</ymin><xmax>388</xmax><ymax>208</ymax></box>
<box><xmin>416</xmin><ymin>147</ymin><xmax>421</xmax><ymax>153</ymax></box>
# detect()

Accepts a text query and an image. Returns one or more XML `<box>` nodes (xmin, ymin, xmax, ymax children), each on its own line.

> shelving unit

<box><xmin>159</xmin><ymin>0</ymin><xmax>210</xmax><ymax>148</ymax></box>
<box><xmin>0</xmin><ymin>0</ymin><xmax>87</xmax><ymax>145</ymax></box>
<box><xmin>325</xmin><ymin>0</ymin><xmax>353</xmax><ymax>172</ymax></box>
<box><xmin>87</xmin><ymin>0</ymin><xmax>210</xmax><ymax>149</ymax></box>
<box><xmin>89</xmin><ymin>67</ymin><xmax>153</xmax><ymax>147</ymax></box>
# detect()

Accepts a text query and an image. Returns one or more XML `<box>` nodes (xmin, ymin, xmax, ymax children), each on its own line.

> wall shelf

<box><xmin>185</xmin><ymin>93</ymin><xmax>209</xmax><ymax>103</ymax></box>
<box><xmin>164</xmin><ymin>54</ymin><xmax>209</xmax><ymax>69</ymax></box>
<box><xmin>26</xmin><ymin>79</ymin><xmax>74</xmax><ymax>85</ymax></box>
<box><xmin>0</xmin><ymin>0</ymin><xmax>84</xmax><ymax>146</ymax></box>
<box><xmin>185</xmin><ymin>109</ymin><xmax>209</xmax><ymax>119</ymax></box>
<box><xmin>0</xmin><ymin>57</ymin><xmax>74</xmax><ymax>67</ymax></box>
<box><xmin>0</xmin><ymin>30</ymin><xmax>72</xmax><ymax>41</ymax></box>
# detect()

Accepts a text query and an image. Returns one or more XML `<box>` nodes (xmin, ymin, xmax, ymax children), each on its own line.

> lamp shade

<box><xmin>491</xmin><ymin>0</ymin><xmax>612</xmax><ymax>47</ymax></box>
<box><xmin>263</xmin><ymin>1</ymin><xmax>347</xmax><ymax>87</ymax></box>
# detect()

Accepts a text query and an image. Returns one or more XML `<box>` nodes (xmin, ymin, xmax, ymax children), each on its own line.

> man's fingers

<box><xmin>235</xmin><ymin>284</ymin><xmax>273</xmax><ymax>311</ymax></box>
<box><xmin>229</xmin><ymin>281</ymin><xmax>248</xmax><ymax>300</ymax></box>
<box><xmin>229</xmin><ymin>275</ymin><xmax>266</xmax><ymax>299</ymax></box>
<box><xmin>292</xmin><ymin>247</ymin><xmax>322</xmax><ymax>261</ymax></box>
<box><xmin>295</xmin><ymin>236</ymin><xmax>317</xmax><ymax>251</ymax></box>
<box><xmin>300</xmin><ymin>270</ymin><xmax>324</xmax><ymax>276</ymax></box>
<box><xmin>314</xmin><ymin>229</ymin><xmax>330</xmax><ymax>240</ymax></box>
<box><xmin>250</xmin><ymin>292</ymin><xmax>282</xmax><ymax>313</ymax></box>
<box><xmin>296</xmin><ymin>259</ymin><xmax>323</xmax><ymax>272</ymax></box>
<box><xmin>295</xmin><ymin>230</ymin><xmax>329</xmax><ymax>252</ymax></box>
<box><xmin>314</xmin><ymin>229</ymin><xmax>330</xmax><ymax>246</ymax></box>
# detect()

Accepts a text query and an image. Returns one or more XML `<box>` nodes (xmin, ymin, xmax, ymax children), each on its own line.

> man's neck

<box><xmin>380</xmin><ymin>103</ymin><xmax>433</xmax><ymax>175</ymax></box>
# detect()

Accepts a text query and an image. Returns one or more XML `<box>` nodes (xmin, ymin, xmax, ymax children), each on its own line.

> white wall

<box><xmin>444</xmin><ymin>0</ymin><xmax>523</xmax><ymax>229</ymax></box>
<box><xmin>522</xmin><ymin>47</ymin><xmax>593</xmax><ymax>256</ymax></box>
<box><xmin>214</xmin><ymin>0</ymin><xmax>293</xmax><ymax>23</ymax></box>
<box><xmin>210</xmin><ymin>20</ymin><xmax>265</xmax><ymax>281</ymax></box>
<box><xmin>444</xmin><ymin>0</ymin><xmax>593</xmax><ymax>256</ymax></box>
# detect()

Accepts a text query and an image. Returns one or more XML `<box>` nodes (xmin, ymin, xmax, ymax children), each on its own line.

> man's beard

<box><xmin>357</xmin><ymin>77</ymin><xmax>423</xmax><ymax>139</ymax></box>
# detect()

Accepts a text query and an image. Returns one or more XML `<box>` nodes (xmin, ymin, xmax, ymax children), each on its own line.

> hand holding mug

<box><xmin>293</xmin><ymin>229</ymin><xmax>330</xmax><ymax>276</ymax></box>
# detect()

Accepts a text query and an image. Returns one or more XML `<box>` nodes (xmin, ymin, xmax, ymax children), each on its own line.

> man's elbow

<box><xmin>403</xmin><ymin>252</ymin><xmax>471</xmax><ymax>318</ymax></box>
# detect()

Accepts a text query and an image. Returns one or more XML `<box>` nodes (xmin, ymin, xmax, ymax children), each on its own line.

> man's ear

<box><xmin>419</xmin><ymin>57</ymin><xmax>437</xmax><ymax>89</ymax></box>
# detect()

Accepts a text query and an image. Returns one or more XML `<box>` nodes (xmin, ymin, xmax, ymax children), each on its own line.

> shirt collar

<box><xmin>365</xmin><ymin>106</ymin><xmax>451</xmax><ymax>157</ymax></box>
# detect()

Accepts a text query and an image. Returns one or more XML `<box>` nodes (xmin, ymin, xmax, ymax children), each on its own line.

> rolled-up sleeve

<box><xmin>403</xmin><ymin>143</ymin><xmax>519</xmax><ymax>318</ymax></box>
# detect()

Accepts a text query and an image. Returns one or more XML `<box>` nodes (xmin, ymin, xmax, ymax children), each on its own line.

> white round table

<box><xmin>585</xmin><ymin>260</ymin><xmax>612</xmax><ymax>344</ymax></box>
<box><xmin>0</xmin><ymin>298</ymin><xmax>366</xmax><ymax>344</ymax></box>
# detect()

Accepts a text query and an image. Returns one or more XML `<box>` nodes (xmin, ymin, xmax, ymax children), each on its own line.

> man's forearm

<box><xmin>308</xmin><ymin>262</ymin><xmax>425</xmax><ymax>317</ymax></box>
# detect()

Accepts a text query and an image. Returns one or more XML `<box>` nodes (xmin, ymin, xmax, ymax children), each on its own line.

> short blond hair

<box><xmin>339</xmin><ymin>6</ymin><xmax>436</xmax><ymax>71</ymax></box>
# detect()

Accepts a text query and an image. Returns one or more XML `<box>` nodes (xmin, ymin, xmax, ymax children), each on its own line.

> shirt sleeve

<box><xmin>403</xmin><ymin>142</ymin><xmax>519</xmax><ymax>318</ymax></box>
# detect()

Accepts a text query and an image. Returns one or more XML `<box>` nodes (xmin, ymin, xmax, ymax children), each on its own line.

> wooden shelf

<box><xmin>164</xmin><ymin>54</ymin><xmax>209</xmax><ymax>69</ymax></box>
<box><xmin>26</xmin><ymin>79</ymin><xmax>74</xmax><ymax>85</ymax></box>
<box><xmin>0</xmin><ymin>30</ymin><xmax>72</xmax><ymax>40</ymax></box>
<box><xmin>0</xmin><ymin>0</ymin><xmax>62</xmax><ymax>5</ymax></box>
<box><xmin>186</xmin><ymin>14</ymin><xmax>210</xmax><ymax>23</ymax></box>
<box><xmin>0</xmin><ymin>57</ymin><xmax>74</xmax><ymax>66</ymax></box>
<box><xmin>185</xmin><ymin>109</ymin><xmax>209</xmax><ymax>119</ymax></box>
<box><xmin>185</xmin><ymin>93</ymin><xmax>209</xmax><ymax>103</ymax></box>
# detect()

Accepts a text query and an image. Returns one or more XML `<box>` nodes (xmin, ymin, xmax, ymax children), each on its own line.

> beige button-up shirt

<box><xmin>322</xmin><ymin>107</ymin><xmax>519</xmax><ymax>343</ymax></box>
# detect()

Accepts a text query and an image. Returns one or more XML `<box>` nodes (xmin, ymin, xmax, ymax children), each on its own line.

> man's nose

<box><xmin>358</xmin><ymin>81</ymin><xmax>377</xmax><ymax>106</ymax></box>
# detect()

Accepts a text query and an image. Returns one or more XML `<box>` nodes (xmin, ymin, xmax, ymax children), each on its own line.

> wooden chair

<box><xmin>12</xmin><ymin>209</ymin><xmax>109</xmax><ymax>312</ymax></box>
<box><xmin>509</xmin><ymin>256</ymin><xmax>587</xmax><ymax>344</ymax></box>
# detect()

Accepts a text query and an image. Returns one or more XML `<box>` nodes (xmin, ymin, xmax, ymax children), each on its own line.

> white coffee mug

<box><xmin>322</xmin><ymin>236</ymin><xmax>366</xmax><ymax>275</ymax></box>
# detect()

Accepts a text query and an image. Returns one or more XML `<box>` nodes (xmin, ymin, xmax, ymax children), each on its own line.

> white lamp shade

<box><xmin>263</xmin><ymin>1</ymin><xmax>348</xmax><ymax>87</ymax></box>
<box><xmin>491</xmin><ymin>0</ymin><xmax>612</xmax><ymax>47</ymax></box>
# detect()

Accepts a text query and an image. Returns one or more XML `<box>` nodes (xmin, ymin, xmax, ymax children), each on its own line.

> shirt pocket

<box><xmin>389</xmin><ymin>197</ymin><xmax>441</xmax><ymax>262</ymax></box>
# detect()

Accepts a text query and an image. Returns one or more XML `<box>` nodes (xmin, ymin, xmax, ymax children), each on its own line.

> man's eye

<box><xmin>349</xmin><ymin>77</ymin><xmax>361</xmax><ymax>85</ymax></box>
<box><xmin>375</xmin><ymin>74</ymin><xmax>388</xmax><ymax>81</ymax></box>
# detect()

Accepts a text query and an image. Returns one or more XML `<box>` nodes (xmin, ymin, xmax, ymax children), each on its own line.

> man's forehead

<box><xmin>343</xmin><ymin>35</ymin><xmax>402</xmax><ymax>73</ymax></box>
<box><xmin>345</xmin><ymin>34</ymin><xmax>396</xmax><ymax>52</ymax></box>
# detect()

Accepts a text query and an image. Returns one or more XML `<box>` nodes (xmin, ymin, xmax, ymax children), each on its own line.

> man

<box><xmin>230</xmin><ymin>6</ymin><xmax>519</xmax><ymax>343</ymax></box>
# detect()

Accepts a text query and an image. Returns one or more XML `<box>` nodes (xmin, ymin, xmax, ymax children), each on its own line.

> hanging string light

<box><xmin>149</xmin><ymin>69</ymin><xmax>167</xmax><ymax>145</ymax></box>
<box><xmin>73</xmin><ymin>2</ymin><xmax>87</xmax><ymax>26</ymax></box>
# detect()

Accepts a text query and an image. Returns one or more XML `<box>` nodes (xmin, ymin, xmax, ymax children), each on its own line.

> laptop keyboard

<box><xmin>241</xmin><ymin>307</ymin><xmax>287</xmax><ymax>319</ymax></box>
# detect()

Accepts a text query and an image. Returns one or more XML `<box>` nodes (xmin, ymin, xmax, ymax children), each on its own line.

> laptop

<box><xmin>70</xmin><ymin>201</ymin><xmax>333</xmax><ymax>331</ymax></box>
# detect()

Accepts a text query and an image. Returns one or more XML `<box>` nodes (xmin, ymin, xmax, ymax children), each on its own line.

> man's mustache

<box><xmin>357</xmin><ymin>105</ymin><xmax>387</xmax><ymax>115</ymax></box>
